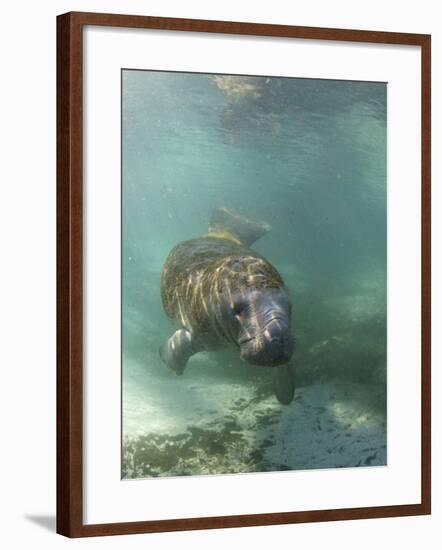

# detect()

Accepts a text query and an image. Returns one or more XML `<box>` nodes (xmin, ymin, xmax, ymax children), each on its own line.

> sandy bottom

<box><xmin>122</xmin><ymin>355</ymin><xmax>386</xmax><ymax>479</ymax></box>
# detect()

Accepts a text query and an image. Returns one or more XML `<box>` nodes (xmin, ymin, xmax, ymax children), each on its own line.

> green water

<box><xmin>122</xmin><ymin>70</ymin><xmax>387</xmax><ymax>478</ymax></box>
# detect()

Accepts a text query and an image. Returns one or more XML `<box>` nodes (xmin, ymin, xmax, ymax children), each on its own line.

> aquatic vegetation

<box><xmin>122</xmin><ymin>381</ymin><xmax>386</xmax><ymax>478</ymax></box>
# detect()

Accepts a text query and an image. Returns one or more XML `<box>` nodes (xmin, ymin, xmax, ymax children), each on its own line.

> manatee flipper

<box><xmin>159</xmin><ymin>328</ymin><xmax>196</xmax><ymax>376</ymax></box>
<box><xmin>208</xmin><ymin>207</ymin><xmax>270</xmax><ymax>247</ymax></box>
<box><xmin>273</xmin><ymin>363</ymin><xmax>295</xmax><ymax>405</ymax></box>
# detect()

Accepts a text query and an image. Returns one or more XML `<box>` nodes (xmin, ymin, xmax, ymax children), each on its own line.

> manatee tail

<box><xmin>208</xmin><ymin>207</ymin><xmax>270</xmax><ymax>247</ymax></box>
<box><xmin>273</xmin><ymin>363</ymin><xmax>295</xmax><ymax>405</ymax></box>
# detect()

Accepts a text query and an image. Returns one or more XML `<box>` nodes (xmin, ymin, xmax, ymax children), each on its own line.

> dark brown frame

<box><xmin>57</xmin><ymin>11</ymin><xmax>431</xmax><ymax>538</ymax></box>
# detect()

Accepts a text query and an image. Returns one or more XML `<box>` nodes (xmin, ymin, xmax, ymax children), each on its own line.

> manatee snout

<box><xmin>236</xmin><ymin>289</ymin><xmax>294</xmax><ymax>367</ymax></box>
<box><xmin>240</xmin><ymin>317</ymin><xmax>294</xmax><ymax>366</ymax></box>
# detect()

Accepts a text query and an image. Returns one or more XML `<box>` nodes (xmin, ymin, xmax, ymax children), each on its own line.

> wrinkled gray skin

<box><xmin>160</xmin><ymin>286</ymin><xmax>293</xmax><ymax>370</ymax></box>
<box><xmin>160</xmin><ymin>207</ymin><xmax>295</xmax><ymax>404</ymax></box>
<box><xmin>219</xmin><ymin>287</ymin><xmax>293</xmax><ymax>367</ymax></box>
<box><xmin>160</xmin><ymin>280</ymin><xmax>295</xmax><ymax>404</ymax></box>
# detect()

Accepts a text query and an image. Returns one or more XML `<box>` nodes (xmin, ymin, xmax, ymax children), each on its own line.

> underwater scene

<box><xmin>122</xmin><ymin>70</ymin><xmax>387</xmax><ymax>479</ymax></box>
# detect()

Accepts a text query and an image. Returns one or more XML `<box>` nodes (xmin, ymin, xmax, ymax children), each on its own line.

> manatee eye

<box><xmin>232</xmin><ymin>303</ymin><xmax>245</xmax><ymax>317</ymax></box>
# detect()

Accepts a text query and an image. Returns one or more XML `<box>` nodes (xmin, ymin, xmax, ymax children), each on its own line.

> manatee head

<box><xmin>215</xmin><ymin>257</ymin><xmax>294</xmax><ymax>367</ymax></box>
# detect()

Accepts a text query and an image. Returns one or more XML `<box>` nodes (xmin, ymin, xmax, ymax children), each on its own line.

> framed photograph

<box><xmin>57</xmin><ymin>11</ymin><xmax>431</xmax><ymax>537</ymax></box>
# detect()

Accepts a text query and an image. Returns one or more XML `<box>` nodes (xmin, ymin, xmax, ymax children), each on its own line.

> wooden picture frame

<box><xmin>57</xmin><ymin>11</ymin><xmax>431</xmax><ymax>538</ymax></box>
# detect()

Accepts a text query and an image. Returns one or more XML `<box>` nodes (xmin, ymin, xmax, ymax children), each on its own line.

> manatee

<box><xmin>159</xmin><ymin>207</ymin><xmax>295</xmax><ymax>404</ymax></box>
